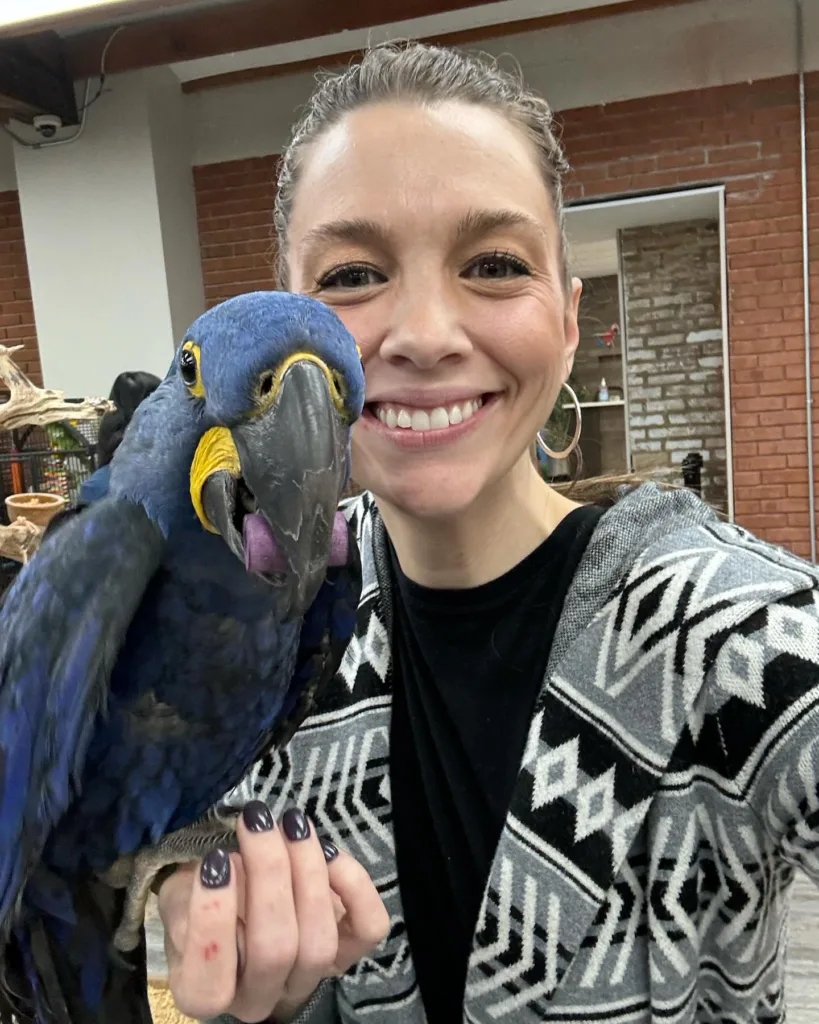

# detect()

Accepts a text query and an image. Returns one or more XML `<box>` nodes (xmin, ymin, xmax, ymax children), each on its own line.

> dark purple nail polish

<box><xmin>243</xmin><ymin>800</ymin><xmax>274</xmax><ymax>833</ymax></box>
<box><xmin>201</xmin><ymin>849</ymin><xmax>230</xmax><ymax>889</ymax></box>
<box><xmin>321</xmin><ymin>838</ymin><xmax>339</xmax><ymax>862</ymax></box>
<box><xmin>282</xmin><ymin>807</ymin><xmax>311</xmax><ymax>842</ymax></box>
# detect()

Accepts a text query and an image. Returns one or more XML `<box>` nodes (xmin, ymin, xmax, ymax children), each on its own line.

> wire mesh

<box><xmin>0</xmin><ymin>411</ymin><xmax>105</xmax><ymax>595</ymax></box>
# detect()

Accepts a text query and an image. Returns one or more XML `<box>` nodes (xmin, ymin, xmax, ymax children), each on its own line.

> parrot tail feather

<box><xmin>0</xmin><ymin>873</ymin><xmax>153</xmax><ymax>1024</ymax></box>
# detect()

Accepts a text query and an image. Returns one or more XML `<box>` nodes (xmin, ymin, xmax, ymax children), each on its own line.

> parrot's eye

<box><xmin>180</xmin><ymin>348</ymin><xmax>198</xmax><ymax>387</ymax></box>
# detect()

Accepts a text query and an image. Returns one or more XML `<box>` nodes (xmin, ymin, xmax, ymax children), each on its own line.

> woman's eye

<box><xmin>463</xmin><ymin>252</ymin><xmax>531</xmax><ymax>280</ymax></box>
<box><xmin>317</xmin><ymin>264</ymin><xmax>386</xmax><ymax>290</ymax></box>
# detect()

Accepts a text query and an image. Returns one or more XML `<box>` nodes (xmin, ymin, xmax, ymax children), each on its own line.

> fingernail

<box><xmin>201</xmin><ymin>849</ymin><xmax>230</xmax><ymax>889</ymax></box>
<box><xmin>242</xmin><ymin>800</ymin><xmax>274</xmax><ymax>833</ymax></box>
<box><xmin>282</xmin><ymin>807</ymin><xmax>311</xmax><ymax>842</ymax></box>
<box><xmin>320</xmin><ymin>838</ymin><xmax>339</xmax><ymax>862</ymax></box>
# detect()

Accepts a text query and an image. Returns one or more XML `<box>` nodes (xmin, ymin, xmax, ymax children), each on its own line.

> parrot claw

<box><xmin>107</xmin><ymin>943</ymin><xmax>138</xmax><ymax>973</ymax></box>
<box><xmin>103</xmin><ymin>806</ymin><xmax>242</xmax><ymax>954</ymax></box>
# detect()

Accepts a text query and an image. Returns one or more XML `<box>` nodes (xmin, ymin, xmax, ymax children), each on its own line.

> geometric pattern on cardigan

<box><xmin>221</xmin><ymin>487</ymin><xmax>819</xmax><ymax>1024</ymax></box>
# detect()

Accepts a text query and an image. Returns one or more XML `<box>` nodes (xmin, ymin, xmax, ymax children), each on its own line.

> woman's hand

<box><xmin>158</xmin><ymin>801</ymin><xmax>390</xmax><ymax>1023</ymax></box>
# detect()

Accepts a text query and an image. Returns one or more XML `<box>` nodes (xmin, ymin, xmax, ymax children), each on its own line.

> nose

<box><xmin>379</xmin><ymin>278</ymin><xmax>472</xmax><ymax>369</ymax></box>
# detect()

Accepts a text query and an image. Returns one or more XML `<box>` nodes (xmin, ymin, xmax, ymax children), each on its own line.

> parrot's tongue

<box><xmin>242</xmin><ymin>510</ymin><xmax>349</xmax><ymax>576</ymax></box>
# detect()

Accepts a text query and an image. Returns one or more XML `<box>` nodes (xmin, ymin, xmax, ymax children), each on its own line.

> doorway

<box><xmin>544</xmin><ymin>186</ymin><xmax>733</xmax><ymax>520</ymax></box>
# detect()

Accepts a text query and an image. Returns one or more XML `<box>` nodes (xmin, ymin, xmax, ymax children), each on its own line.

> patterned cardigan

<box><xmin>215</xmin><ymin>483</ymin><xmax>819</xmax><ymax>1024</ymax></box>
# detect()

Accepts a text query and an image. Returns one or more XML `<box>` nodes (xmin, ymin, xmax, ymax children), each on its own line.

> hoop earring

<box><xmin>536</xmin><ymin>382</ymin><xmax>583</xmax><ymax>461</ymax></box>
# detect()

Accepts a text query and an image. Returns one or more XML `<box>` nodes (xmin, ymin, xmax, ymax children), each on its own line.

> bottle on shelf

<box><xmin>597</xmin><ymin>377</ymin><xmax>609</xmax><ymax>402</ymax></box>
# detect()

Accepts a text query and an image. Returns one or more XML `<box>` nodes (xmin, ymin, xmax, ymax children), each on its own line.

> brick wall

<box><xmin>561</xmin><ymin>74</ymin><xmax>816</xmax><ymax>557</ymax></box>
<box><xmin>620</xmin><ymin>219</ymin><xmax>727</xmax><ymax>513</ymax></box>
<box><xmin>0</xmin><ymin>191</ymin><xmax>39</xmax><ymax>385</ymax></box>
<box><xmin>193</xmin><ymin>156</ymin><xmax>279</xmax><ymax>308</ymax></box>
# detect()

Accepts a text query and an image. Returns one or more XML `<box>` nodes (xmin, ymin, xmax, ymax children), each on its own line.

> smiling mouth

<box><xmin>369</xmin><ymin>395</ymin><xmax>493</xmax><ymax>432</ymax></box>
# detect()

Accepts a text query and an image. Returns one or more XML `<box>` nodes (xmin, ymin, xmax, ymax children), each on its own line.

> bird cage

<box><xmin>0</xmin><ymin>415</ymin><xmax>103</xmax><ymax>522</ymax></box>
<box><xmin>0</xmin><ymin>413</ymin><xmax>105</xmax><ymax>597</ymax></box>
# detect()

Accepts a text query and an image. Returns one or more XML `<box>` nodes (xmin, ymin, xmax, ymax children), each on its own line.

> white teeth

<box><xmin>429</xmin><ymin>407</ymin><xmax>449</xmax><ymax>429</ymax></box>
<box><xmin>374</xmin><ymin>397</ymin><xmax>486</xmax><ymax>432</ymax></box>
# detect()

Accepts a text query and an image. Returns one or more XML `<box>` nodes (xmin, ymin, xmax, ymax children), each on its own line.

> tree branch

<box><xmin>0</xmin><ymin>517</ymin><xmax>42</xmax><ymax>564</ymax></box>
<box><xmin>0</xmin><ymin>345</ymin><xmax>114</xmax><ymax>567</ymax></box>
<box><xmin>0</xmin><ymin>344</ymin><xmax>113</xmax><ymax>431</ymax></box>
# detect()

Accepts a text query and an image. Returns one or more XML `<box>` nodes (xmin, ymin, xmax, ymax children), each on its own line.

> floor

<box><xmin>146</xmin><ymin>875</ymin><xmax>819</xmax><ymax>1020</ymax></box>
<box><xmin>784</xmin><ymin>873</ymin><xmax>819</xmax><ymax>1021</ymax></box>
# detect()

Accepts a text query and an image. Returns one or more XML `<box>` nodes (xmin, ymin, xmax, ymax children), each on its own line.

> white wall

<box><xmin>147</xmin><ymin>67</ymin><xmax>207</xmax><ymax>343</ymax></box>
<box><xmin>14</xmin><ymin>71</ymin><xmax>194</xmax><ymax>395</ymax></box>
<box><xmin>190</xmin><ymin>68</ymin><xmax>318</xmax><ymax>165</ymax></box>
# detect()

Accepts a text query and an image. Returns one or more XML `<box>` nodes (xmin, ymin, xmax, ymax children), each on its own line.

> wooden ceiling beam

<box><xmin>179</xmin><ymin>0</ymin><xmax>698</xmax><ymax>94</ymax></box>
<box><xmin>63</xmin><ymin>0</ymin><xmax>506</xmax><ymax>79</ymax></box>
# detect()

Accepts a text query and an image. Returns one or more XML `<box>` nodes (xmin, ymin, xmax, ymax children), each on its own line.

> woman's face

<box><xmin>287</xmin><ymin>100</ymin><xmax>581</xmax><ymax>519</ymax></box>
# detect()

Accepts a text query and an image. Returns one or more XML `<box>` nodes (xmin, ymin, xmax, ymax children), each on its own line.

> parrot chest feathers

<box><xmin>45</xmin><ymin>532</ymin><xmax>302</xmax><ymax>874</ymax></box>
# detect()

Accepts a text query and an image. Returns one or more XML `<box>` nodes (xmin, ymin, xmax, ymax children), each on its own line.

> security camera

<box><xmin>33</xmin><ymin>114</ymin><xmax>63</xmax><ymax>140</ymax></box>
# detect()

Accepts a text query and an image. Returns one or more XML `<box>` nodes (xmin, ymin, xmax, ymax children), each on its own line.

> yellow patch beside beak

<box><xmin>190</xmin><ymin>426</ymin><xmax>241</xmax><ymax>532</ymax></box>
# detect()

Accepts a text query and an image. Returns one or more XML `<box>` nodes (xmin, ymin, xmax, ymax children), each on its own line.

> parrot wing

<box><xmin>0</xmin><ymin>497</ymin><xmax>164</xmax><ymax>932</ymax></box>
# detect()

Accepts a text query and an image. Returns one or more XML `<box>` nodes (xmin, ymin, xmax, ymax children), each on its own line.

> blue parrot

<box><xmin>0</xmin><ymin>291</ymin><xmax>365</xmax><ymax>1024</ymax></box>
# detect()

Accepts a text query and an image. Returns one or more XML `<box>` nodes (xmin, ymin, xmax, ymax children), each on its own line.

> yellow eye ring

<box><xmin>180</xmin><ymin>341</ymin><xmax>205</xmax><ymax>398</ymax></box>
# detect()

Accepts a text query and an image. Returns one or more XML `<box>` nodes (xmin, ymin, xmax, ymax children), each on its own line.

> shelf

<box><xmin>563</xmin><ymin>399</ymin><xmax>625</xmax><ymax>410</ymax></box>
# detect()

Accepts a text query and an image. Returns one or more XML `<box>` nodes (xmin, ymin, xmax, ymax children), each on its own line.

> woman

<box><xmin>159</xmin><ymin>43</ymin><xmax>819</xmax><ymax>1024</ymax></box>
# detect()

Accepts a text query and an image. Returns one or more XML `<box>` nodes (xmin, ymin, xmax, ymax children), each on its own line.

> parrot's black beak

<box><xmin>203</xmin><ymin>357</ymin><xmax>348</xmax><ymax>621</ymax></box>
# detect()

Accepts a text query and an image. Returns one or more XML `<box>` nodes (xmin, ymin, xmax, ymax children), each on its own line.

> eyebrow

<box><xmin>454</xmin><ymin>208</ymin><xmax>549</xmax><ymax>243</ymax></box>
<box><xmin>298</xmin><ymin>208</ymin><xmax>548</xmax><ymax>259</ymax></box>
<box><xmin>298</xmin><ymin>218</ymin><xmax>387</xmax><ymax>259</ymax></box>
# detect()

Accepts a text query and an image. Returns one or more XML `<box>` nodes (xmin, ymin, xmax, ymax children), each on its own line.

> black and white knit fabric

<box><xmin>217</xmin><ymin>484</ymin><xmax>819</xmax><ymax>1024</ymax></box>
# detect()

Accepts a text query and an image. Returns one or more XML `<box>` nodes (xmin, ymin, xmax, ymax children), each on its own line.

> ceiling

<box><xmin>166</xmin><ymin>0</ymin><xmax>628</xmax><ymax>83</ymax></box>
<box><xmin>1</xmin><ymin>0</ymin><xmax>637</xmax><ymax>78</ymax></box>
<box><xmin>565</xmin><ymin>187</ymin><xmax>722</xmax><ymax>278</ymax></box>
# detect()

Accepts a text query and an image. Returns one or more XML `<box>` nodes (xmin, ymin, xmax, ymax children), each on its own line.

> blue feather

<box><xmin>0</xmin><ymin>291</ymin><xmax>365</xmax><ymax>1023</ymax></box>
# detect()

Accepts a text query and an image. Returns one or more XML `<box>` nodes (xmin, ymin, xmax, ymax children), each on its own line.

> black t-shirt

<box><xmin>389</xmin><ymin>505</ymin><xmax>605</xmax><ymax>1021</ymax></box>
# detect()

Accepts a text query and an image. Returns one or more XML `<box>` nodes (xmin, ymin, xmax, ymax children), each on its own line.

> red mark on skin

<box><xmin>203</xmin><ymin>942</ymin><xmax>219</xmax><ymax>961</ymax></box>
<box><xmin>201</xmin><ymin>900</ymin><xmax>220</xmax><ymax>913</ymax></box>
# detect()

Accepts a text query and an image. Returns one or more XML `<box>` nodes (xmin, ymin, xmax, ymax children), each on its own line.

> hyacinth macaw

<box><xmin>0</xmin><ymin>291</ymin><xmax>365</xmax><ymax>1024</ymax></box>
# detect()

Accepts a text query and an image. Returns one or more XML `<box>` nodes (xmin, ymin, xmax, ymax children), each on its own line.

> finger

<box><xmin>228</xmin><ymin>801</ymin><xmax>298</xmax><ymax>1023</ymax></box>
<box><xmin>157</xmin><ymin>864</ymin><xmax>195</xmax><ymax>969</ymax></box>
<box><xmin>169</xmin><ymin>849</ymin><xmax>239</xmax><ymax>1020</ymax></box>
<box><xmin>280</xmin><ymin>809</ymin><xmax>338</xmax><ymax>1003</ymax></box>
<box><xmin>326</xmin><ymin>847</ymin><xmax>390</xmax><ymax>972</ymax></box>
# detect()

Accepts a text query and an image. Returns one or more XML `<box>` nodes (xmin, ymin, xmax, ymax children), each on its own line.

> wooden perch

<box><xmin>0</xmin><ymin>345</ymin><xmax>114</xmax><ymax>569</ymax></box>
<box><xmin>0</xmin><ymin>344</ymin><xmax>113</xmax><ymax>431</ymax></box>
<box><xmin>0</xmin><ymin>516</ymin><xmax>42</xmax><ymax>564</ymax></box>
